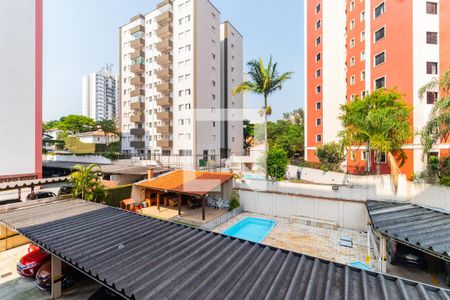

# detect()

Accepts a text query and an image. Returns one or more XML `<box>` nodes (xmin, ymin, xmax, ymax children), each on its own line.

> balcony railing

<box><xmin>156</xmin><ymin>82</ymin><xmax>172</xmax><ymax>93</ymax></box>
<box><xmin>156</xmin><ymin>25</ymin><xmax>172</xmax><ymax>39</ymax></box>
<box><xmin>130</xmin><ymin>76</ymin><xmax>145</xmax><ymax>86</ymax></box>
<box><xmin>156</xmin><ymin>68</ymin><xmax>172</xmax><ymax>80</ymax></box>
<box><xmin>156</xmin><ymin>95</ymin><xmax>172</xmax><ymax>107</ymax></box>
<box><xmin>130</xmin><ymin>141</ymin><xmax>145</xmax><ymax>148</ymax></box>
<box><xmin>156</xmin><ymin>39</ymin><xmax>173</xmax><ymax>52</ymax></box>
<box><xmin>156</xmin><ymin>11</ymin><xmax>172</xmax><ymax>26</ymax></box>
<box><xmin>130</xmin><ymin>114</ymin><xmax>144</xmax><ymax>123</ymax></box>
<box><xmin>130</xmin><ymin>101</ymin><xmax>145</xmax><ymax>110</ymax></box>
<box><xmin>156</xmin><ymin>53</ymin><xmax>172</xmax><ymax>67</ymax></box>
<box><xmin>130</xmin><ymin>50</ymin><xmax>145</xmax><ymax>60</ymax></box>
<box><xmin>130</xmin><ymin>38</ymin><xmax>145</xmax><ymax>49</ymax></box>
<box><xmin>157</xmin><ymin>140</ymin><xmax>172</xmax><ymax>148</ymax></box>
<box><xmin>156</xmin><ymin>111</ymin><xmax>172</xmax><ymax>120</ymax></box>
<box><xmin>130</xmin><ymin>25</ymin><xmax>145</xmax><ymax>35</ymax></box>
<box><xmin>156</xmin><ymin>125</ymin><xmax>172</xmax><ymax>134</ymax></box>
<box><xmin>130</xmin><ymin>89</ymin><xmax>145</xmax><ymax>97</ymax></box>
<box><xmin>157</xmin><ymin>0</ymin><xmax>172</xmax><ymax>9</ymax></box>
<box><xmin>130</xmin><ymin>64</ymin><xmax>145</xmax><ymax>74</ymax></box>
<box><xmin>130</xmin><ymin>128</ymin><xmax>145</xmax><ymax>136</ymax></box>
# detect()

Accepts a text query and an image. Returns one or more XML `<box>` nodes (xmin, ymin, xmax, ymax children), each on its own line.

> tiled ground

<box><xmin>214</xmin><ymin>212</ymin><xmax>368</xmax><ymax>265</ymax></box>
<box><xmin>141</xmin><ymin>205</ymin><xmax>227</xmax><ymax>226</ymax></box>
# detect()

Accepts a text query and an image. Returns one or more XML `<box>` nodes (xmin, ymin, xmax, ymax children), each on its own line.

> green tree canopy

<box><xmin>43</xmin><ymin>120</ymin><xmax>60</xmax><ymax>131</ymax></box>
<box><xmin>339</xmin><ymin>89</ymin><xmax>412</xmax><ymax>174</ymax></box>
<box><xmin>316</xmin><ymin>142</ymin><xmax>346</xmax><ymax>172</ymax></box>
<box><xmin>96</xmin><ymin>119</ymin><xmax>118</xmax><ymax>145</ymax></box>
<box><xmin>57</xmin><ymin>115</ymin><xmax>96</xmax><ymax>133</ymax></box>
<box><xmin>70</xmin><ymin>164</ymin><xmax>105</xmax><ymax>201</ymax></box>
<box><xmin>266</xmin><ymin>148</ymin><xmax>289</xmax><ymax>180</ymax></box>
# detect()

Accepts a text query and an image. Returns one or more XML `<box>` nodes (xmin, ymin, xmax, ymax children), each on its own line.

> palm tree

<box><xmin>419</xmin><ymin>70</ymin><xmax>450</xmax><ymax>157</ymax></box>
<box><xmin>96</xmin><ymin>119</ymin><xmax>117</xmax><ymax>146</ymax></box>
<box><xmin>70</xmin><ymin>164</ymin><xmax>105</xmax><ymax>201</ymax></box>
<box><xmin>233</xmin><ymin>57</ymin><xmax>293</xmax><ymax>179</ymax></box>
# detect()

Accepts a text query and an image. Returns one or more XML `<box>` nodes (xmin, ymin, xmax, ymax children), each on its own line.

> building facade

<box><xmin>0</xmin><ymin>0</ymin><xmax>42</xmax><ymax>182</ymax></box>
<box><xmin>82</xmin><ymin>65</ymin><xmax>118</xmax><ymax>121</ymax></box>
<box><xmin>119</xmin><ymin>0</ymin><xmax>243</xmax><ymax>164</ymax></box>
<box><xmin>305</xmin><ymin>0</ymin><xmax>450</xmax><ymax>177</ymax></box>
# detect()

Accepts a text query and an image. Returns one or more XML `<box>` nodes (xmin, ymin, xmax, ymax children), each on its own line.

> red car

<box><xmin>17</xmin><ymin>244</ymin><xmax>50</xmax><ymax>278</ymax></box>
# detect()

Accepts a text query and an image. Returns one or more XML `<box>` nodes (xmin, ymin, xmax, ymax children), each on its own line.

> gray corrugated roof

<box><xmin>1</xmin><ymin>199</ymin><xmax>449</xmax><ymax>300</ymax></box>
<box><xmin>367</xmin><ymin>200</ymin><xmax>450</xmax><ymax>261</ymax></box>
<box><xmin>0</xmin><ymin>177</ymin><xmax>68</xmax><ymax>192</ymax></box>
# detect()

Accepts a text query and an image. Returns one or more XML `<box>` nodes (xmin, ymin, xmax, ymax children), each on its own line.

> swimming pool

<box><xmin>242</xmin><ymin>173</ymin><xmax>265</xmax><ymax>180</ymax></box>
<box><xmin>223</xmin><ymin>217</ymin><xmax>276</xmax><ymax>243</ymax></box>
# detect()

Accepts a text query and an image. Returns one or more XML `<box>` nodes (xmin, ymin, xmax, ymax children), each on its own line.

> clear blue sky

<box><xmin>43</xmin><ymin>0</ymin><xmax>304</xmax><ymax>121</ymax></box>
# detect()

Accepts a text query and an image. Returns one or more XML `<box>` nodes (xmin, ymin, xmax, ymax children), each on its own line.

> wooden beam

<box><xmin>202</xmin><ymin>197</ymin><xmax>205</xmax><ymax>221</ymax></box>
<box><xmin>178</xmin><ymin>194</ymin><xmax>182</xmax><ymax>216</ymax></box>
<box><xmin>157</xmin><ymin>192</ymin><xmax>160</xmax><ymax>211</ymax></box>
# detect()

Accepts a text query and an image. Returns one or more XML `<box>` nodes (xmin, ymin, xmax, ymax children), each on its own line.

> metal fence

<box><xmin>200</xmin><ymin>207</ymin><xmax>243</xmax><ymax>230</ymax></box>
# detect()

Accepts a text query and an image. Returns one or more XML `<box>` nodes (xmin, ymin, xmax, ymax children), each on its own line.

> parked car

<box><xmin>387</xmin><ymin>239</ymin><xmax>427</xmax><ymax>269</ymax></box>
<box><xmin>35</xmin><ymin>261</ymin><xmax>81</xmax><ymax>291</ymax></box>
<box><xmin>58</xmin><ymin>184</ymin><xmax>73</xmax><ymax>196</ymax></box>
<box><xmin>17</xmin><ymin>244</ymin><xmax>50</xmax><ymax>278</ymax></box>
<box><xmin>88</xmin><ymin>287</ymin><xmax>123</xmax><ymax>300</ymax></box>
<box><xmin>26</xmin><ymin>191</ymin><xmax>56</xmax><ymax>200</ymax></box>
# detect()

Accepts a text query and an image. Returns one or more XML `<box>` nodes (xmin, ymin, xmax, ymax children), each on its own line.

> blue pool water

<box><xmin>223</xmin><ymin>217</ymin><xmax>276</xmax><ymax>243</ymax></box>
<box><xmin>242</xmin><ymin>173</ymin><xmax>265</xmax><ymax>180</ymax></box>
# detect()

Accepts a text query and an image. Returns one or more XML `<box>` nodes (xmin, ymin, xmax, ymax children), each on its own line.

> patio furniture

<box><xmin>168</xmin><ymin>196</ymin><xmax>179</xmax><ymax>207</ymax></box>
<box><xmin>120</xmin><ymin>199</ymin><xmax>141</xmax><ymax>213</ymax></box>
<box><xmin>206</xmin><ymin>197</ymin><xmax>216</xmax><ymax>208</ymax></box>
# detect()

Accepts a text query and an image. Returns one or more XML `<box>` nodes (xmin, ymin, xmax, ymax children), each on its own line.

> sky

<box><xmin>43</xmin><ymin>0</ymin><xmax>304</xmax><ymax>121</ymax></box>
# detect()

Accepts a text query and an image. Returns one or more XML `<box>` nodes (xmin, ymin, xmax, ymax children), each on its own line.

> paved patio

<box><xmin>214</xmin><ymin>212</ymin><xmax>368</xmax><ymax>265</ymax></box>
<box><xmin>141</xmin><ymin>205</ymin><xmax>227</xmax><ymax>226</ymax></box>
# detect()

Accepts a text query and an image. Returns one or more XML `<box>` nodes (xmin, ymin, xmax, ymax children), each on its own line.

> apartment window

<box><xmin>185</xmin><ymin>45</ymin><xmax>191</xmax><ymax>51</ymax></box>
<box><xmin>315</xmin><ymin>3</ymin><xmax>321</xmax><ymax>13</ymax></box>
<box><xmin>179</xmin><ymin>18</ymin><xmax>183</xmax><ymax>25</ymax></box>
<box><xmin>316</xmin><ymin>20</ymin><xmax>321</xmax><ymax>29</ymax></box>
<box><xmin>350</xmin><ymin>19</ymin><xmax>355</xmax><ymax>30</ymax></box>
<box><xmin>211</xmin><ymin>12</ymin><xmax>216</xmax><ymax>18</ymax></box>
<box><xmin>178</xmin><ymin>33</ymin><xmax>183</xmax><ymax>40</ymax></box>
<box><xmin>212</xmin><ymin>94</ymin><xmax>216</xmax><ymax>100</ymax></box>
<box><xmin>361</xmin><ymin>50</ymin><xmax>366</xmax><ymax>61</ymax></box>
<box><xmin>361</xmin><ymin>70</ymin><xmax>366</xmax><ymax>81</ymax></box>
<box><xmin>185</xmin><ymin>103</ymin><xmax>191</xmax><ymax>109</ymax></box>
<box><xmin>350</xmin><ymin>1</ymin><xmax>355</xmax><ymax>11</ymax></box>
<box><xmin>360</xmin><ymin>11</ymin><xmax>365</xmax><ymax>21</ymax></box>
<box><xmin>380</xmin><ymin>152</ymin><xmax>387</xmax><ymax>163</ymax></box>
<box><xmin>179</xmin><ymin>105</ymin><xmax>183</xmax><ymax>111</ymax></box>
<box><xmin>427</xmin><ymin>91</ymin><xmax>438</xmax><ymax>104</ymax></box>
<box><xmin>179</xmin><ymin>90</ymin><xmax>184</xmax><ymax>97</ymax></box>
<box><xmin>316</xmin><ymin>69</ymin><xmax>321</xmax><ymax>78</ymax></box>
<box><xmin>316</xmin><ymin>102</ymin><xmax>321</xmax><ymax>110</ymax></box>
<box><xmin>360</xmin><ymin>31</ymin><xmax>365</xmax><ymax>42</ymax></box>
<box><xmin>212</xmin><ymin>80</ymin><xmax>216</xmax><ymax>86</ymax></box>
<box><xmin>211</xmin><ymin>26</ymin><xmax>215</xmax><ymax>33</ymax></box>
<box><xmin>185</xmin><ymin>89</ymin><xmax>191</xmax><ymax>95</ymax></box>
<box><xmin>427</xmin><ymin>62</ymin><xmax>438</xmax><ymax>74</ymax></box>
<box><xmin>316</xmin><ymin>134</ymin><xmax>322</xmax><ymax>142</ymax></box>
<box><xmin>375</xmin><ymin>76</ymin><xmax>386</xmax><ymax>89</ymax></box>
<box><xmin>350</xmin><ymin>75</ymin><xmax>355</xmax><ymax>85</ymax></box>
<box><xmin>361</xmin><ymin>151</ymin><xmax>368</xmax><ymax>161</ymax></box>
<box><xmin>212</xmin><ymin>121</ymin><xmax>216</xmax><ymax>127</ymax></box>
<box><xmin>185</xmin><ymin>15</ymin><xmax>191</xmax><ymax>22</ymax></box>
<box><xmin>316</xmin><ymin>53</ymin><xmax>321</xmax><ymax>62</ymax></box>
<box><xmin>179</xmin><ymin>47</ymin><xmax>184</xmax><ymax>54</ymax></box>
<box><xmin>426</xmin><ymin>32</ymin><xmax>438</xmax><ymax>44</ymax></box>
<box><xmin>426</xmin><ymin>2</ymin><xmax>438</xmax><ymax>14</ymax></box>
<box><xmin>212</xmin><ymin>53</ymin><xmax>216</xmax><ymax>60</ymax></box>
<box><xmin>374</xmin><ymin>27</ymin><xmax>385</xmax><ymax>42</ymax></box>
<box><xmin>350</xmin><ymin>56</ymin><xmax>356</xmax><ymax>66</ymax></box>
<box><xmin>351</xmin><ymin>94</ymin><xmax>357</xmax><ymax>101</ymax></box>
<box><xmin>350</xmin><ymin>38</ymin><xmax>355</xmax><ymax>48</ymax></box>
<box><xmin>316</xmin><ymin>36</ymin><xmax>321</xmax><ymax>46</ymax></box>
<box><xmin>361</xmin><ymin>90</ymin><xmax>368</xmax><ymax>98</ymax></box>
<box><xmin>316</xmin><ymin>85</ymin><xmax>321</xmax><ymax>94</ymax></box>
<box><xmin>374</xmin><ymin>2</ymin><xmax>385</xmax><ymax>18</ymax></box>
<box><xmin>316</xmin><ymin>118</ymin><xmax>321</xmax><ymax>126</ymax></box>
<box><xmin>179</xmin><ymin>119</ymin><xmax>184</xmax><ymax>125</ymax></box>
<box><xmin>374</xmin><ymin>52</ymin><xmax>386</xmax><ymax>66</ymax></box>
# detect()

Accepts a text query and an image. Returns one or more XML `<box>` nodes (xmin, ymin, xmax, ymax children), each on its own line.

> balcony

<box><xmin>130</xmin><ymin>50</ymin><xmax>144</xmax><ymax>60</ymax></box>
<box><xmin>130</xmin><ymin>25</ymin><xmax>145</xmax><ymax>35</ymax></box>
<box><xmin>156</xmin><ymin>53</ymin><xmax>172</xmax><ymax>67</ymax></box>
<box><xmin>130</xmin><ymin>76</ymin><xmax>145</xmax><ymax>86</ymax></box>
<box><xmin>130</xmin><ymin>114</ymin><xmax>144</xmax><ymax>123</ymax></box>
<box><xmin>130</xmin><ymin>89</ymin><xmax>144</xmax><ymax>97</ymax></box>
<box><xmin>156</xmin><ymin>68</ymin><xmax>172</xmax><ymax>80</ymax></box>
<box><xmin>156</xmin><ymin>95</ymin><xmax>172</xmax><ymax>107</ymax></box>
<box><xmin>130</xmin><ymin>128</ymin><xmax>145</xmax><ymax>136</ymax></box>
<box><xmin>156</xmin><ymin>82</ymin><xmax>172</xmax><ymax>93</ymax></box>
<box><xmin>157</xmin><ymin>140</ymin><xmax>172</xmax><ymax>148</ymax></box>
<box><xmin>156</xmin><ymin>11</ymin><xmax>172</xmax><ymax>26</ymax></box>
<box><xmin>157</xmin><ymin>0</ymin><xmax>172</xmax><ymax>9</ymax></box>
<box><xmin>130</xmin><ymin>38</ymin><xmax>144</xmax><ymax>49</ymax></box>
<box><xmin>156</xmin><ymin>111</ymin><xmax>172</xmax><ymax>120</ymax></box>
<box><xmin>156</xmin><ymin>125</ymin><xmax>172</xmax><ymax>134</ymax></box>
<box><xmin>130</xmin><ymin>141</ymin><xmax>145</xmax><ymax>148</ymax></box>
<box><xmin>156</xmin><ymin>25</ymin><xmax>173</xmax><ymax>39</ymax></box>
<box><xmin>130</xmin><ymin>101</ymin><xmax>145</xmax><ymax>110</ymax></box>
<box><xmin>130</xmin><ymin>64</ymin><xmax>145</xmax><ymax>74</ymax></box>
<box><xmin>156</xmin><ymin>39</ymin><xmax>173</xmax><ymax>52</ymax></box>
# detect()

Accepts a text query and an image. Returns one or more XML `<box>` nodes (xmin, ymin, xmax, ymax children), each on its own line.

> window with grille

<box><xmin>427</xmin><ymin>62</ymin><xmax>438</xmax><ymax>74</ymax></box>
<box><xmin>426</xmin><ymin>2</ymin><xmax>438</xmax><ymax>14</ymax></box>
<box><xmin>427</xmin><ymin>91</ymin><xmax>438</xmax><ymax>104</ymax></box>
<box><xmin>426</xmin><ymin>32</ymin><xmax>438</xmax><ymax>44</ymax></box>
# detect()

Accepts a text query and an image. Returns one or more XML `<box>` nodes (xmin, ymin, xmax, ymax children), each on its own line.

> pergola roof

<box><xmin>1</xmin><ymin>199</ymin><xmax>448</xmax><ymax>300</ymax></box>
<box><xmin>136</xmin><ymin>170</ymin><xmax>234</xmax><ymax>197</ymax></box>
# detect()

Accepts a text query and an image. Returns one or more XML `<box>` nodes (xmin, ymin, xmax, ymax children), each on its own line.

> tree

<box><xmin>43</xmin><ymin>120</ymin><xmax>60</xmax><ymax>131</ymax></box>
<box><xmin>267</xmin><ymin>118</ymin><xmax>304</xmax><ymax>159</ymax></box>
<box><xmin>96</xmin><ymin>119</ymin><xmax>118</xmax><ymax>145</ymax></box>
<box><xmin>233</xmin><ymin>57</ymin><xmax>293</xmax><ymax>179</ymax></box>
<box><xmin>419</xmin><ymin>70</ymin><xmax>450</xmax><ymax>156</ymax></box>
<box><xmin>243</xmin><ymin>119</ymin><xmax>255</xmax><ymax>149</ymax></box>
<box><xmin>58</xmin><ymin>115</ymin><xmax>96</xmax><ymax>133</ymax></box>
<box><xmin>340</xmin><ymin>89</ymin><xmax>412</xmax><ymax>175</ymax></box>
<box><xmin>283</xmin><ymin>108</ymin><xmax>304</xmax><ymax>127</ymax></box>
<box><xmin>70</xmin><ymin>164</ymin><xmax>105</xmax><ymax>201</ymax></box>
<box><xmin>266</xmin><ymin>148</ymin><xmax>289</xmax><ymax>180</ymax></box>
<box><xmin>316</xmin><ymin>142</ymin><xmax>346</xmax><ymax>172</ymax></box>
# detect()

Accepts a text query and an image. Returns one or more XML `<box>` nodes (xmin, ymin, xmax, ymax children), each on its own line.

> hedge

<box><xmin>100</xmin><ymin>184</ymin><xmax>133</xmax><ymax>207</ymax></box>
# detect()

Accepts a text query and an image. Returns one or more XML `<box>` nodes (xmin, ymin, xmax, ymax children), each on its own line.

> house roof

<box><xmin>367</xmin><ymin>200</ymin><xmax>450</xmax><ymax>261</ymax></box>
<box><xmin>0</xmin><ymin>199</ymin><xmax>448</xmax><ymax>300</ymax></box>
<box><xmin>71</xmin><ymin>130</ymin><xmax>116</xmax><ymax>138</ymax></box>
<box><xmin>136</xmin><ymin>170</ymin><xmax>234</xmax><ymax>197</ymax></box>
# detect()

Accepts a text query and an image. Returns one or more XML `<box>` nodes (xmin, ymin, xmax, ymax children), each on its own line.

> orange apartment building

<box><xmin>305</xmin><ymin>0</ymin><xmax>450</xmax><ymax>177</ymax></box>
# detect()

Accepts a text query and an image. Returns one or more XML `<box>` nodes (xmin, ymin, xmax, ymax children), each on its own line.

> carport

<box><xmin>367</xmin><ymin>200</ymin><xmax>450</xmax><ymax>273</ymax></box>
<box><xmin>0</xmin><ymin>176</ymin><xmax>68</xmax><ymax>201</ymax></box>
<box><xmin>0</xmin><ymin>199</ymin><xmax>449</xmax><ymax>299</ymax></box>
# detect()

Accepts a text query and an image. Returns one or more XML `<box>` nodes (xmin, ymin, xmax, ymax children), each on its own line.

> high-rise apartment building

<box><xmin>119</xmin><ymin>0</ymin><xmax>243</xmax><ymax>164</ymax></box>
<box><xmin>82</xmin><ymin>66</ymin><xmax>118</xmax><ymax>121</ymax></box>
<box><xmin>305</xmin><ymin>0</ymin><xmax>450</xmax><ymax>176</ymax></box>
<box><xmin>0</xmin><ymin>0</ymin><xmax>42</xmax><ymax>182</ymax></box>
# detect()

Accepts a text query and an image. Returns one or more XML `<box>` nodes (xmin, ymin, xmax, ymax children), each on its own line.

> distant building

<box><xmin>119</xmin><ymin>0</ymin><xmax>244</xmax><ymax>162</ymax></box>
<box><xmin>0</xmin><ymin>0</ymin><xmax>43</xmax><ymax>182</ymax></box>
<box><xmin>70</xmin><ymin>130</ymin><xmax>119</xmax><ymax>145</ymax></box>
<box><xmin>82</xmin><ymin>65</ymin><xmax>118</xmax><ymax>121</ymax></box>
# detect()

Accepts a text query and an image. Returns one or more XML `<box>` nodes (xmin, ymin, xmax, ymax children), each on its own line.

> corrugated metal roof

<box><xmin>367</xmin><ymin>200</ymin><xmax>450</xmax><ymax>261</ymax></box>
<box><xmin>137</xmin><ymin>170</ymin><xmax>234</xmax><ymax>197</ymax></box>
<box><xmin>0</xmin><ymin>176</ymin><xmax>68</xmax><ymax>192</ymax></box>
<box><xmin>1</xmin><ymin>199</ymin><xmax>449</xmax><ymax>299</ymax></box>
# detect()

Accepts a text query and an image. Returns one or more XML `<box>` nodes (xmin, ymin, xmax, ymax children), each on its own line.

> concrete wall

<box><xmin>0</xmin><ymin>224</ymin><xmax>29</xmax><ymax>252</ymax></box>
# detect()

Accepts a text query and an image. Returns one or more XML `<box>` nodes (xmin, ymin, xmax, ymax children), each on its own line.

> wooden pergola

<box><xmin>136</xmin><ymin>170</ymin><xmax>234</xmax><ymax>220</ymax></box>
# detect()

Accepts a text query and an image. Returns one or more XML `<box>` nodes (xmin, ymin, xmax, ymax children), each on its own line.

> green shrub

<box><xmin>316</xmin><ymin>142</ymin><xmax>345</xmax><ymax>172</ymax></box>
<box><xmin>440</xmin><ymin>176</ymin><xmax>450</xmax><ymax>187</ymax></box>
<box><xmin>229</xmin><ymin>190</ymin><xmax>240</xmax><ymax>210</ymax></box>
<box><xmin>267</xmin><ymin>148</ymin><xmax>289</xmax><ymax>180</ymax></box>
<box><xmin>99</xmin><ymin>184</ymin><xmax>133</xmax><ymax>207</ymax></box>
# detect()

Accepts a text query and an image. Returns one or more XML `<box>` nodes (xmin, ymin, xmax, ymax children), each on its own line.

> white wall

<box><xmin>0</xmin><ymin>0</ymin><xmax>38</xmax><ymax>177</ymax></box>
<box><xmin>45</xmin><ymin>154</ymin><xmax>112</xmax><ymax>164</ymax></box>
